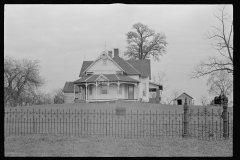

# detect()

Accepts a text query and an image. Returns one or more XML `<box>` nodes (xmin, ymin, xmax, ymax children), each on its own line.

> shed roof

<box><xmin>174</xmin><ymin>92</ymin><xmax>193</xmax><ymax>100</ymax></box>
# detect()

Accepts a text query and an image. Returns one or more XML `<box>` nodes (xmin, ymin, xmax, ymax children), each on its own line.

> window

<box><xmin>118</xmin><ymin>85</ymin><xmax>122</xmax><ymax>94</ymax></box>
<box><xmin>101</xmin><ymin>85</ymin><xmax>107</xmax><ymax>94</ymax></box>
<box><xmin>89</xmin><ymin>86</ymin><xmax>92</xmax><ymax>95</ymax></box>
<box><xmin>143</xmin><ymin>83</ymin><xmax>146</xmax><ymax>96</ymax></box>
<box><xmin>149</xmin><ymin>88</ymin><xmax>157</xmax><ymax>92</ymax></box>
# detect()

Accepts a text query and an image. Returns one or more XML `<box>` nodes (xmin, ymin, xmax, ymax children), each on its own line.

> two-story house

<box><xmin>63</xmin><ymin>48</ymin><xmax>162</xmax><ymax>103</ymax></box>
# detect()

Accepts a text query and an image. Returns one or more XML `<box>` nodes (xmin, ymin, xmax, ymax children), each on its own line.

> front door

<box><xmin>128</xmin><ymin>85</ymin><xmax>134</xmax><ymax>99</ymax></box>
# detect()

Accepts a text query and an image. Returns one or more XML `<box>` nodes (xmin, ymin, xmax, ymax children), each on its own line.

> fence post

<box><xmin>182</xmin><ymin>97</ymin><xmax>189</xmax><ymax>138</ymax></box>
<box><xmin>222</xmin><ymin>95</ymin><xmax>229</xmax><ymax>139</ymax></box>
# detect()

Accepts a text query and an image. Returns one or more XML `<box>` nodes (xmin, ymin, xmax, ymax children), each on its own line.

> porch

<box><xmin>75</xmin><ymin>99</ymin><xmax>138</xmax><ymax>103</ymax></box>
<box><xmin>73</xmin><ymin>74</ymin><xmax>140</xmax><ymax>103</ymax></box>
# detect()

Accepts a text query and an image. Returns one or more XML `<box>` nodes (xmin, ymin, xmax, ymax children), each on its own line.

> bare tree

<box><xmin>4</xmin><ymin>56</ymin><xmax>45</xmax><ymax>106</ymax></box>
<box><xmin>199</xmin><ymin>95</ymin><xmax>208</xmax><ymax>106</ymax></box>
<box><xmin>157</xmin><ymin>71</ymin><xmax>169</xmax><ymax>90</ymax></box>
<box><xmin>207</xmin><ymin>70</ymin><xmax>233</xmax><ymax>97</ymax></box>
<box><xmin>190</xmin><ymin>6</ymin><xmax>233</xmax><ymax>78</ymax></box>
<box><xmin>166</xmin><ymin>88</ymin><xmax>181</xmax><ymax>105</ymax></box>
<box><xmin>124</xmin><ymin>22</ymin><xmax>168</xmax><ymax>62</ymax></box>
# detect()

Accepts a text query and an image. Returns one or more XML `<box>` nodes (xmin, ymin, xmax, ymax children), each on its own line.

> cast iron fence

<box><xmin>4</xmin><ymin>107</ymin><xmax>233</xmax><ymax>141</ymax></box>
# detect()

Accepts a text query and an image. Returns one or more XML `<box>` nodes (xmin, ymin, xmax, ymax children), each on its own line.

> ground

<box><xmin>5</xmin><ymin>134</ymin><xmax>232</xmax><ymax>157</ymax></box>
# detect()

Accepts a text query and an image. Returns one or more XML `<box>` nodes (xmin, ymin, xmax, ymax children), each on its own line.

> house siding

<box><xmin>87</xmin><ymin>59</ymin><xmax>122</xmax><ymax>74</ymax></box>
<box><xmin>139</xmin><ymin>76</ymin><xmax>149</xmax><ymax>102</ymax></box>
<box><xmin>64</xmin><ymin>93</ymin><xmax>78</xmax><ymax>103</ymax></box>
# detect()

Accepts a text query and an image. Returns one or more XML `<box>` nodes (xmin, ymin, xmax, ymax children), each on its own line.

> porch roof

<box><xmin>73</xmin><ymin>74</ymin><xmax>139</xmax><ymax>84</ymax></box>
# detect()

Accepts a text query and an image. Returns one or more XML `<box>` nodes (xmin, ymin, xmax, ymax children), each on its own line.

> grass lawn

<box><xmin>4</xmin><ymin>134</ymin><xmax>232</xmax><ymax>157</ymax></box>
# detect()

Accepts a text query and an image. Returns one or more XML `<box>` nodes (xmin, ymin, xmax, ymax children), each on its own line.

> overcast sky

<box><xmin>4</xmin><ymin>4</ymin><xmax>233</xmax><ymax>105</ymax></box>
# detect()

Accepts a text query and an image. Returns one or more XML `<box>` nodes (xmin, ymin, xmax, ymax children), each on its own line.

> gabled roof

<box><xmin>78</xmin><ymin>56</ymin><xmax>151</xmax><ymax>78</ymax></box>
<box><xmin>127</xmin><ymin>59</ymin><xmax>151</xmax><ymax>78</ymax></box>
<box><xmin>79</xmin><ymin>61</ymin><xmax>93</xmax><ymax>77</ymax></box>
<box><xmin>174</xmin><ymin>92</ymin><xmax>193</xmax><ymax>100</ymax></box>
<box><xmin>112</xmin><ymin>56</ymin><xmax>141</xmax><ymax>75</ymax></box>
<box><xmin>82</xmin><ymin>51</ymin><xmax>125</xmax><ymax>75</ymax></box>
<box><xmin>62</xmin><ymin>82</ymin><xmax>80</xmax><ymax>93</ymax></box>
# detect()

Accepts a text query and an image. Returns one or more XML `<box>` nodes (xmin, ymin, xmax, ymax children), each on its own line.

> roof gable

<box><xmin>83</xmin><ymin>51</ymin><xmax>124</xmax><ymax>74</ymax></box>
<box><xmin>79</xmin><ymin>54</ymin><xmax>151</xmax><ymax>78</ymax></box>
<box><xmin>96</xmin><ymin>74</ymin><xmax>109</xmax><ymax>81</ymax></box>
<box><xmin>175</xmin><ymin>92</ymin><xmax>193</xmax><ymax>100</ymax></box>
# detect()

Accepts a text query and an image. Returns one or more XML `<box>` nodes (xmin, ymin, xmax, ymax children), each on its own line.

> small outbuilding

<box><xmin>173</xmin><ymin>92</ymin><xmax>193</xmax><ymax>105</ymax></box>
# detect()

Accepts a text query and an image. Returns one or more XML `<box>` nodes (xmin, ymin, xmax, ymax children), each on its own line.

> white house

<box><xmin>62</xmin><ymin>48</ymin><xmax>162</xmax><ymax>103</ymax></box>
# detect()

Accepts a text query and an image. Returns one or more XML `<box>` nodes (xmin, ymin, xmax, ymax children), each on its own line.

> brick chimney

<box><xmin>114</xmin><ymin>48</ymin><xmax>119</xmax><ymax>57</ymax></box>
<box><xmin>108</xmin><ymin>51</ymin><xmax>112</xmax><ymax>58</ymax></box>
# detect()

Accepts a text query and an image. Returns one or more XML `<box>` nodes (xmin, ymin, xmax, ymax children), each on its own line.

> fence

<box><xmin>4</xmin><ymin>105</ymin><xmax>233</xmax><ymax>141</ymax></box>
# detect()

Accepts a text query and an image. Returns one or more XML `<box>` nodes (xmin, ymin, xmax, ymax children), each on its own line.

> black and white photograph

<box><xmin>4</xmin><ymin>4</ymin><xmax>233</xmax><ymax>157</ymax></box>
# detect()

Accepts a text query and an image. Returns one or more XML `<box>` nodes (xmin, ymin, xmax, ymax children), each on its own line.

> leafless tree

<box><xmin>4</xmin><ymin>56</ymin><xmax>45</xmax><ymax>106</ymax></box>
<box><xmin>207</xmin><ymin>70</ymin><xmax>233</xmax><ymax>97</ymax></box>
<box><xmin>157</xmin><ymin>71</ymin><xmax>169</xmax><ymax>90</ymax></box>
<box><xmin>190</xmin><ymin>6</ymin><xmax>233</xmax><ymax>78</ymax></box>
<box><xmin>199</xmin><ymin>95</ymin><xmax>208</xmax><ymax>106</ymax></box>
<box><xmin>124</xmin><ymin>22</ymin><xmax>168</xmax><ymax>62</ymax></box>
<box><xmin>152</xmin><ymin>71</ymin><xmax>169</xmax><ymax>103</ymax></box>
<box><xmin>166</xmin><ymin>88</ymin><xmax>181</xmax><ymax>105</ymax></box>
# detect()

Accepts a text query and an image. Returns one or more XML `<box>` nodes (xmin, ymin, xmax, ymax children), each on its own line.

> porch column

<box><xmin>134</xmin><ymin>83</ymin><xmax>137</xmax><ymax>100</ymax></box>
<box><xmin>107</xmin><ymin>82</ymin><xmax>109</xmax><ymax>99</ymax></box>
<box><xmin>74</xmin><ymin>84</ymin><xmax>76</xmax><ymax>100</ymax></box>
<box><xmin>137</xmin><ymin>83</ymin><xmax>140</xmax><ymax>100</ymax></box>
<box><xmin>95</xmin><ymin>81</ymin><xmax>98</xmax><ymax>100</ymax></box>
<box><xmin>85</xmin><ymin>83</ymin><xmax>88</xmax><ymax>100</ymax></box>
<box><xmin>117</xmin><ymin>81</ymin><xmax>120</xmax><ymax>100</ymax></box>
